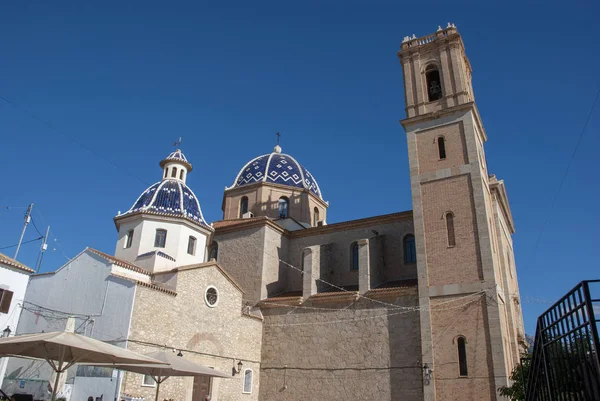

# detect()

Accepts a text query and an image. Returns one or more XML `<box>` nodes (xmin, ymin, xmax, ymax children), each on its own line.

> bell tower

<box><xmin>399</xmin><ymin>25</ymin><xmax>524</xmax><ymax>400</ymax></box>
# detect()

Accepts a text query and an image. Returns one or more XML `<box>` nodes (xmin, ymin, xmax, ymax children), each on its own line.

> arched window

<box><xmin>209</xmin><ymin>242</ymin><xmax>218</xmax><ymax>261</ymax></box>
<box><xmin>179</xmin><ymin>169</ymin><xmax>184</xmax><ymax>180</ymax></box>
<box><xmin>278</xmin><ymin>197</ymin><xmax>289</xmax><ymax>219</ymax></box>
<box><xmin>426</xmin><ymin>65</ymin><xmax>443</xmax><ymax>101</ymax></box>
<box><xmin>163</xmin><ymin>168</ymin><xmax>168</xmax><ymax>178</ymax></box>
<box><xmin>351</xmin><ymin>242</ymin><xmax>359</xmax><ymax>271</ymax></box>
<box><xmin>243</xmin><ymin>369</ymin><xmax>253</xmax><ymax>394</ymax></box>
<box><xmin>446</xmin><ymin>212</ymin><xmax>456</xmax><ymax>247</ymax></box>
<box><xmin>240</xmin><ymin>196</ymin><xmax>249</xmax><ymax>218</ymax></box>
<box><xmin>438</xmin><ymin>136</ymin><xmax>446</xmax><ymax>159</ymax></box>
<box><xmin>313</xmin><ymin>207</ymin><xmax>320</xmax><ymax>226</ymax></box>
<box><xmin>171</xmin><ymin>167</ymin><xmax>178</xmax><ymax>178</ymax></box>
<box><xmin>154</xmin><ymin>229</ymin><xmax>167</xmax><ymax>248</ymax></box>
<box><xmin>187</xmin><ymin>236</ymin><xmax>197</xmax><ymax>255</ymax></box>
<box><xmin>457</xmin><ymin>336</ymin><xmax>468</xmax><ymax>376</ymax></box>
<box><xmin>403</xmin><ymin>234</ymin><xmax>416</xmax><ymax>264</ymax></box>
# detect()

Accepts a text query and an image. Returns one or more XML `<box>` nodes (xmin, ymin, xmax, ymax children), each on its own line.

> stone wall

<box><xmin>124</xmin><ymin>264</ymin><xmax>263</xmax><ymax>401</ymax></box>
<box><xmin>259</xmin><ymin>291</ymin><xmax>423</xmax><ymax>401</ymax></box>
<box><xmin>286</xmin><ymin>214</ymin><xmax>416</xmax><ymax>293</ymax></box>
<box><xmin>214</xmin><ymin>226</ymin><xmax>266</xmax><ymax>302</ymax></box>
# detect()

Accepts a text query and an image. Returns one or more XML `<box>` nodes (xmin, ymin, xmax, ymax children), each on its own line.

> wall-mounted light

<box><xmin>177</xmin><ymin>350</ymin><xmax>183</xmax><ymax>357</ymax></box>
<box><xmin>423</xmin><ymin>364</ymin><xmax>433</xmax><ymax>385</ymax></box>
<box><xmin>2</xmin><ymin>326</ymin><xmax>11</xmax><ymax>338</ymax></box>
<box><xmin>233</xmin><ymin>360</ymin><xmax>243</xmax><ymax>376</ymax></box>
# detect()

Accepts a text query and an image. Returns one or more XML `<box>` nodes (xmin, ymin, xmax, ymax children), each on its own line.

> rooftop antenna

<box><xmin>14</xmin><ymin>203</ymin><xmax>34</xmax><ymax>259</ymax></box>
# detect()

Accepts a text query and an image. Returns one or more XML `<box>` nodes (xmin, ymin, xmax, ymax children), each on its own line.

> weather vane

<box><xmin>276</xmin><ymin>132</ymin><xmax>280</xmax><ymax>145</ymax></box>
<box><xmin>173</xmin><ymin>137</ymin><xmax>182</xmax><ymax>147</ymax></box>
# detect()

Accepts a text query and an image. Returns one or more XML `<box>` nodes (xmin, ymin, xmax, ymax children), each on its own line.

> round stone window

<box><xmin>205</xmin><ymin>286</ymin><xmax>219</xmax><ymax>307</ymax></box>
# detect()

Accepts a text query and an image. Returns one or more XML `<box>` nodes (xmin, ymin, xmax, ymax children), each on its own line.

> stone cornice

<box><xmin>290</xmin><ymin>211</ymin><xmax>412</xmax><ymax>239</ymax></box>
<box><xmin>221</xmin><ymin>181</ymin><xmax>329</xmax><ymax>211</ymax></box>
<box><xmin>114</xmin><ymin>211</ymin><xmax>214</xmax><ymax>234</ymax></box>
<box><xmin>489</xmin><ymin>177</ymin><xmax>516</xmax><ymax>234</ymax></box>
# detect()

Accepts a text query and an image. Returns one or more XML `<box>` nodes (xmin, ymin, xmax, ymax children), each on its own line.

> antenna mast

<box><xmin>14</xmin><ymin>203</ymin><xmax>34</xmax><ymax>259</ymax></box>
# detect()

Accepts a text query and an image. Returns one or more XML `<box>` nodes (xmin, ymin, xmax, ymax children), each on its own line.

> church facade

<box><xmin>5</xmin><ymin>25</ymin><xmax>524</xmax><ymax>401</ymax></box>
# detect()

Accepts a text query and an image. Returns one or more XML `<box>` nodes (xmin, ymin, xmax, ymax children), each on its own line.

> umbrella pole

<box><xmin>51</xmin><ymin>365</ymin><xmax>61</xmax><ymax>401</ymax></box>
<box><xmin>154</xmin><ymin>380</ymin><xmax>161</xmax><ymax>401</ymax></box>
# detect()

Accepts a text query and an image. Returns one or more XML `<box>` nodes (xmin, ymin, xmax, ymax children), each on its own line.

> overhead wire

<box><xmin>0</xmin><ymin>94</ymin><xmax>151</xmax><ymax>186</ymax></box>
<box><xmin>532</xmin><ymin>87</ymin><xmax>600</xmax><ymax>259</ymax></box>
<box><xmin>0</xmin><ymin>236</ymin><xmax>43</xmax><ymax>250</ymax></box>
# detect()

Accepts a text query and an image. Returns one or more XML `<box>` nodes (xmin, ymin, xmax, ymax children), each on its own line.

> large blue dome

<box><xmin>231</xmin><ymin>148</ymin><xmax>323</xmax><ymax>199</ymax></box>
<box><xmin>122</xmin><ymin>180</ymin><xmax>210</xmax><ymax>229</ymax></box>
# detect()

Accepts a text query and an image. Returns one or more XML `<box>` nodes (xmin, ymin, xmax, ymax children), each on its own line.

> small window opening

<box><xmin>171</xmin><ymin>167</ymin><xmax>177</xmax><ymax>178</ymax></box>
<box><xmin>438</xmin><ymin>137</ymin><xmax>446</xmax><ymax>159</ymax></box>
<box><xmin>278</xmin><ymin>197</ymin><xmax>289</xmax><ymax>219</ymax></box>
<box><xmin>243</xmin><ymin>369</ymin><xmax>253</xmax><ymax>394</ymax></box>
<box><xmin>179</xmin><ymin>169</ymin><xmax>184</xmax><ymax>180</ymax></box>
<box><xmin>240</xmin><ymin>197</ymin><xmax>249</xmax><ymax>218</ymax></box>
<box><xmin>404</xmin><ymin>234</ymin><xmax>416</xmax><ymax>264</ymax></box>
<box><xmin>154</xmin><ymin>229</ymin><xmax>167</xmax><ymax>248</ymax></box>
<box><xmin>125</xmin><ymin>229</ymin><xmax>134</xmax><ymax>249</ymax></box>
<box><xmin>426</xmin><ymin>66</ymin><xmax>443</xmax><ymax>101</ymax></box>
<box><xmin>163</xmin><ymin>168</ymin><xmax>168</xmax><ymax>178</ymax></box>
<box><xmin>187</xmin><ymin>236</ymin><xmax>197</xmax><ymax>256</ymax></box>
<box><xmin>351</xmin><ymin>242</ymin><xmax>359</xmax><ymax>271</ymax></box>
<box><xmin>457</xmin><ymin>337</ymin><xmax>468</xmax><ymax>376</ymax></box>
<box><xmin>209</xmin><ymin>242</ymin><xmax>218</xmax><ymax>261</ymax></box>
<box><xmin>446</xmin><ymin>212</ymin><xmax>456</xmax><ymax>247</ymax></box>
<box><xmin>313</xmin><ymin>207</ymin><xmax>320</xmax><ymax>226</ymax></box>
<box><xmin>0</xmin><ymin>289</ymin><xmax>14</xmax><ymax>314</ymax></box>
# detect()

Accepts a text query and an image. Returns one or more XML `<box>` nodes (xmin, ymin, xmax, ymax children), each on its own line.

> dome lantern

<box><xmin>160</xmin><ymin>149</ymin><xmax>192</xmax><ymax>184</ymax></box>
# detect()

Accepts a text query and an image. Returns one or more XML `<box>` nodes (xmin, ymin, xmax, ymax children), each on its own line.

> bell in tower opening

<box><xmin>426</xmin><ymin>65</ymin><xmax>442</xmax><ymax>101</ymax></box>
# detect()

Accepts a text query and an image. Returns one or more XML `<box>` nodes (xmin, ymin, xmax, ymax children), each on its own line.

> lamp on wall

<box><xmin>233</xmin><ymin>360</ymin><xmax>243</xmax><ymax>376</ymax></box>
<box><xmin>2</xmin><ymin>326</ymin><xmax>11</xmax><ymax>338</ymax></box>
<box><xmin>423</xmin><ymin>364</ymin><xmax>433</xmax><ymax>385</ymax></box>
<box><xmin>177</xmin><ymin>350</ymin><xmax>183</xmax><ymax>357</ymax></box>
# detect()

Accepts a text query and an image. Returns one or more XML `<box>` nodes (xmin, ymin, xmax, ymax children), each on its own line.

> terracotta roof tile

<box><xmin>110</xmin><ymin>273</ymin><xmax>177</xmax><ymax>296</ymax></box>
<box><xmin>87</xmin><ymin>248</ymin><xmax>151</xmax><ymax>276</ymax></box>
<box><xmin>212</xmin><ymin>216</ymin><xmax>271</xmax><ymax>229</ymax></box>
<box><xmin>0</xmin><ymin>252</ymin><xmax>34</xmax><ymax>273</ymax></box>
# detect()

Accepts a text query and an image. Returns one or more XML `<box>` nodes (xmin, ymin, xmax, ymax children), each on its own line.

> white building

<box><xmin>0</xmin><ymin>252</ymin><xmax>33</xmax><ymax>380</ymax></box>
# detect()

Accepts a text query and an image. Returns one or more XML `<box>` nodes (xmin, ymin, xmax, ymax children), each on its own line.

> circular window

<box><xmin>205</xmin><ymin>286</ymin><xmax>219</xmax><ymax>307</ymax></box>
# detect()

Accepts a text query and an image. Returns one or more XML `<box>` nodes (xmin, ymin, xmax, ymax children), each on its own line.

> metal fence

<box><xmin>526</xmin><ymin>280</ymin><xmax>600</xmax><ymax>401</ymax></box>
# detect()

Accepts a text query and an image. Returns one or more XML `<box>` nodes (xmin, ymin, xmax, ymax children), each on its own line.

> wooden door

<box><xmin>192</xmin><ymin>376</ymin><xmax>212</xmax><ymax>401</ymax></box>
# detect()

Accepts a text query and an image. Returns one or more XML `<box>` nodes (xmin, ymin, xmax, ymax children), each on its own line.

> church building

<box><xmin>4</xmin><ymin>25</ymin><xmax>524</xmax><ymax>401</ymax></box>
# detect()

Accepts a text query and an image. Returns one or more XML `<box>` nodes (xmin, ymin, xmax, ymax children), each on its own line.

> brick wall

<box><xmin>421</xmin><ymin>174</ymin><xmax>483</xmax><ymax>286</ymax></box>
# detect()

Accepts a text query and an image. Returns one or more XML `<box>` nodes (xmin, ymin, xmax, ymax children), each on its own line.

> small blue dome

<box><xmin>160</xmin><ymin>149</ymin><xmax>192</xmax><ymax>171</ymax></box>
<box><xmin>122</xmin><ymin>180</ymin><xmax>210</xmax><ymax>229</ymax></box>
<box><xmin>231</xmin><ymin>149</ymin><xmax>323</xmax><ymax>199</ymax></box>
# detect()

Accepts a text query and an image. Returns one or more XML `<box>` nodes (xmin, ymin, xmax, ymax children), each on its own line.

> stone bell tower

<box><xmin>399</xmin><ymin>25</ymin><xmax>524</xmax><ymax>400</ymax></box>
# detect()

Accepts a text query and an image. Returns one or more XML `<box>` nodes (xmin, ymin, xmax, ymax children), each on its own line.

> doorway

<box><xmin>192</xmin><ymin>376</ymin><xmax>212</xmax><ymax>401</ymax></box>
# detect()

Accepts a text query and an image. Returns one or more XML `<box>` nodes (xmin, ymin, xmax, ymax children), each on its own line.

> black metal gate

<box><xmin>526</xmin><ymin>280</ymin><xmax>600</xmax><ymax>401</ymax></box>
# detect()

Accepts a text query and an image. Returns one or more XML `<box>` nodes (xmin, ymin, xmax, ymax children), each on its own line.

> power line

<box><xmin>0</xmin><ymin>94</ymin><xmax>150</xmax><ymax>186</ymax></box>
<box><xmin>30</xmin><ymin>216</ymin><xmax>45</xmax><ymax>237</ymax></box>
<box><xmin>533</xmin><ymin>87</ymin><xmax>600</xmax><ymax>257</ymax></box>
<box><xmin>0</xmin><ymin>236</ymin><xmax>43</xmax><ymax>250</ymax></box>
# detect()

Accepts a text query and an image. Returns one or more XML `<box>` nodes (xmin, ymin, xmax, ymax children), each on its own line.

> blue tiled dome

<box><xmin>122</xmin><ymin>180</ymin><xmax>210</xmax><ymax>229</ymax></box>
<box><xmin>231</xmin><ymin>148</ymin><xmax>323</xmax><ymax>199</ymax></box>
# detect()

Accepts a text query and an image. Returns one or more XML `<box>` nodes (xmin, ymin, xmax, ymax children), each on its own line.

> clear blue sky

<box><xmin>1</xmin><ymin>1</ymin><xmax>598</xmax><ymax>334</ymax></box>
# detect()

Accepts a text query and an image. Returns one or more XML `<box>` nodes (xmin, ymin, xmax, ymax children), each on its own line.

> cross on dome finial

<box><xmin>274</xmin><ymin>132</ymin><xmax>282</xmax><ymax>153</ymax></box>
